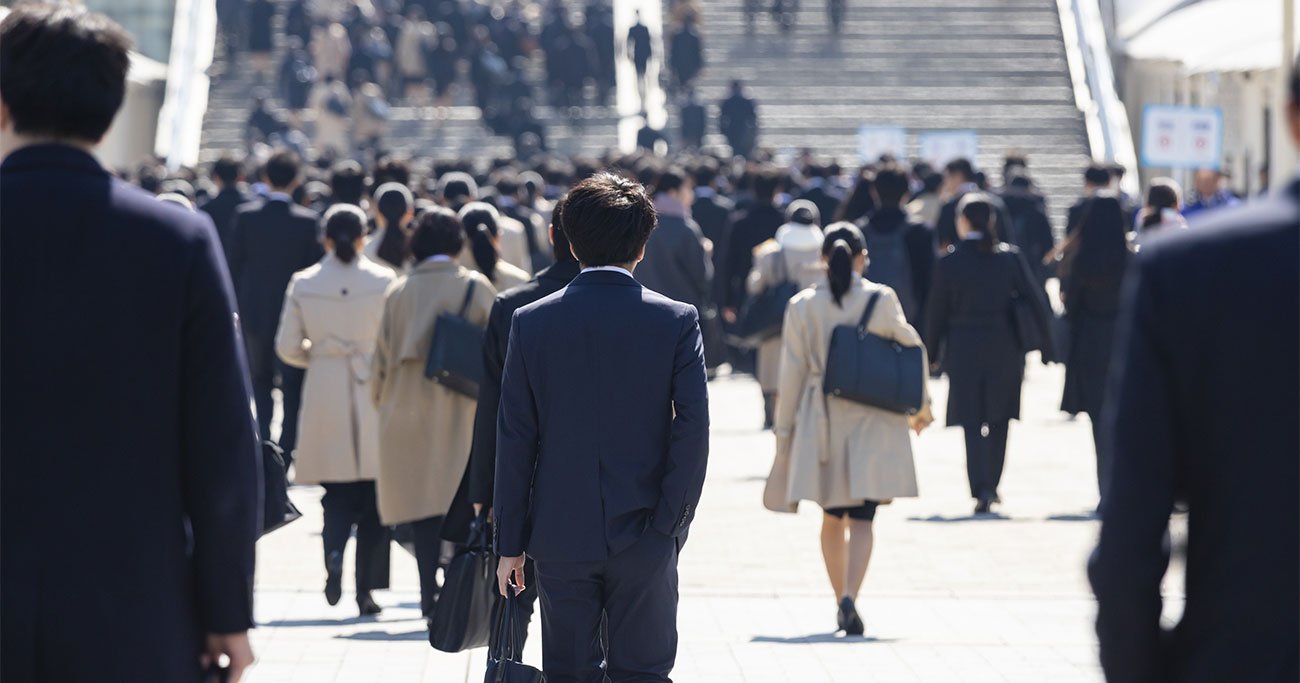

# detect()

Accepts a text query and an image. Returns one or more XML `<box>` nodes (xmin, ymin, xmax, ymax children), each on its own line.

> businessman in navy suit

<box><xmin>494</xmin><ymin>173</ymin><xmax>710</xmax><ymax>681</ymax></box>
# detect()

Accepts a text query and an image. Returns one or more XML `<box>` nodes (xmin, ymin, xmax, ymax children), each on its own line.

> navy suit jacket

<box><xmin>1089</xmin><ymin>178</ymin><xmax>1299</xmax><ymax>683</ymax></box>
<box><xmin>199</xmin><ymin>186</ymin><xmax>252</xmax><ymax>247</ymax></box>
<box><xmin>225</xmin><ymin>197</ymin><xmax>322</xmax><ymax>341</ymax></box>
<box><xmin>1</xmin><ymin>146</ymin><xmax>261</xmax><ymax>680</ymax></box>
<box><xmin>494</xmin><ymin>269</ymin><xmax>710</xmax><ymax>563</ymax></box>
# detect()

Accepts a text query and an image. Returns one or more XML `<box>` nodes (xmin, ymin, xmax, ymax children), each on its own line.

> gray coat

<box><xmin>636</xmin><ymin>212</ymin><xmax>712</xmax><ymax>311</ymax></box>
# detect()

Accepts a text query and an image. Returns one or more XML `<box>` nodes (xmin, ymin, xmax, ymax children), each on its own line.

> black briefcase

<box><xmin>425</xmin><ymin>280</ymin><xmax>484</xmax><ymax>398</ymax></box>
<box><xmin>261</xmin><ymin>441</ymin><xmax>301</xmax><ymax>537</ymax></box>
<box><xmin>430</xmin><ymin>515</ymin><xmax>498</xmax><ymax>652</ymax></box>
<box><xmin>484</xmin><ymin>584</ymin><xmax>545</xmax><ymax>682</ymax></box>
<box><xmin>823</xmin><ymin>291</ymin><xmax>925</xmax><ymax>415</ymax></box>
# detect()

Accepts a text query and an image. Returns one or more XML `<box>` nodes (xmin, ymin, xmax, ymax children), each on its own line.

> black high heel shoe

<box><xmin>324</xmin><ymin>551</ymin><xmax>343</xmax><ymax>606</ymax></box>
<box><xmin>838</xmin><ymin>597</ymin><xmax>864</xmax><ymax>636</ymax></box>
<box><xmin>357</xmin><ymin>592</ymin><xmax>382</xmax><ymax>617</ymax></box>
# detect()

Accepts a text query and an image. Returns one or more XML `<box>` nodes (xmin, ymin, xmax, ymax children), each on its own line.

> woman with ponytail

<box><xmin>923</xmin><ymin>193</ymin><xmax>1054</xmax><ymax>515</ymax></box>
<box><xmin>275</xmin><ymin>204</ymin><xmax>397</xmax><ymax>617</ymax></box>
<box><xmin>457</xmin><ymin>201</ymin><xmax>530</xmax><ymax>291</ymax></box>
<box><xmin>1133</xmin><ymin>178</ymin><xmax>1187</xmax><ymax>245</ymax></box>
<box><xmin>366</xmin><ymin>182</ymin><xmax>415</xmax><ymax>272</ymax></box>
<box><xmin>766</xmin><ymin>222</ymin><xmax>932</xmax><ymax>636</ymax></box>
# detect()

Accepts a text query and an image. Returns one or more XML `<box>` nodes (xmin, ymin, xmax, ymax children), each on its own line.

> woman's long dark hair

<box><xmin>323</xmin><ymin>204</ymin><xmax>367</xmax><ymax>264</ymax></box>
<box><xmin>821</xmin><ymin>222</ymin><xmax>866</xmax><ymax>307</ymax></box>
<box><xmin>374</xmin><ymin>182</ymin><xmax>413</xmax><ymax>268</ymax></box>
<box><xmin>958</xmin><ymin>193</ymin><xmax>998</xmax><ymax>254</ymax></box>
<box><xmin>1141</xmin><ymin>179</ymin><xmax>1181</xmax><ymax>230</ymax></box>
<box><xmin>1072</xmin><ymin>195</ymin><xmax>1129</xmax><ymax>283</ymax></box>
<box><xmin>458</xmin><ymin>202</ymin><xmax>501</xmax><ymax>282</ymax></box>
<box><xmin>832</xmin><ymin>169</ymin><xmax>876</xmax><ymax>223</ymax></box>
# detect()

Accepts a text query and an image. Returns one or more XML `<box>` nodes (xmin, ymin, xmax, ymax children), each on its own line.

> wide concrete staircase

<box><xmin>678</xmin><ymin>0</ymin><xmax>1092</xmax><ymax>227</ymax></box>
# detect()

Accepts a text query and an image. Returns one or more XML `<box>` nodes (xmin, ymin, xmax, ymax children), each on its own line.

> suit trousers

<box><xmin>963</xmin><ymin>421</ymin><xmax>1009</xmax><ymax>501</ymax></box>
<box><xmin>409</xmin><ymin>515</ymin><xmax>444</xmax><ymax>617</ymax></box>
<box><xmin>534</xmin><ymin>529</ymin><xmax>679</xmax><ymax>683</ymax></box>
<box><xmin>249</xmin><ymin>338</ymin><xmax>304</xmax><ymax>459</ymax></box>
<box><xmin>321</xmin><ymin>482</ymin><xmax>390</xmax><ymax>595</ymax></box>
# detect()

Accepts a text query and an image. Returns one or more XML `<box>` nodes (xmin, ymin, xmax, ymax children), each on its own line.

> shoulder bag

<box><xmin>823</xmin><ymin>291</ymin><xmax>925</xmax><ymax>415</ymax></box>
<box><xmin>430</xmin><ymin>514</ymin><xmax>498</xmax><ymax>652</ymax></box>
<box><xmin>425</xmin><ymin>279</ymin><xmax>485</xmax><ymax>398</ymax></box>
<box><xmin>733</xmin><ymin>251</ymin><xmax>800</xmax><ymax>348</ymax></box>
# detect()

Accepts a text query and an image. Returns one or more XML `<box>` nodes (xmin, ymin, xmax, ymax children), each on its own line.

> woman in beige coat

<box><xmin>364</xmin><ymin>182</ymin><xmax>414</xmax><ymax>272</ymax></box>
<box><xmin>276</xmin><ymin>205</ymin><xmax>396</xmax><ymax>616</ymax></box>
<box><xmin>765</xmin><ymin>222</ymin><xmax>933</xmax><ymax>636</ymax></box>
<box><xmin>371</xmin><ymin>207</ymin><xmax>496</xmax><ymax>618</ymax></box>
<box><xmin>747</xmin><ymin>200</ymin><xmax>826</xmax><ymax>428</ymax></box>
<box><xmin>457</xmin><ymin>202</ymin><xmax>530</xmax><ymax>291</ymax></box>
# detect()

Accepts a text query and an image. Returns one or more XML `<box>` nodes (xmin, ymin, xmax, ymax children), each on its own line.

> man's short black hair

<box><xmin>944</xmin><ymin>158</ymin><xmax>974</xmax><ymax>181</ymax></box>
<box><xmin>212</xmin><ymin>155</ymin><xmax>243</xmax><ymax>186</ymax></box>
<box><xmin>549</xmin><ymin>194</ymin><xmax>575</xmax><ymax>263</ymax></box>
<box><xmin>0</xmin><ymin>4</ymin><xmax>132</xmax><ymax>142</ymax></box>
<box><xmin>409</xmin><ymin>207</ymin><xmax>464</xmax><ymax>260</ymax></box>
<box><xmin>692</xmin><ymin>158</ymin><xmax>719</xmax><ymax>187</ymax></box>
<box><xmin>752</xmin><ymin>169</ymin><xmax>781</xmax><ymax>201</ymax></box>
<box><xmin>873</xmin><ymin>164</ymin><xmax>911</xmax><ymax>208</ymax></box>
<box><xmin>438</xmin><ymin>171</ymin><xmax>478</xmax><ymax>207</ymax></box>
<box><xmin>330</xmin><ymin>160</ymin><xmax>365</xmax><ymax>205</ymax></box>
<box><xmin>653</xmin><ymin>166</ymin><xmax>689</xmax><ymax>195</ymax></box>
<box><xmin>263</xmin><ymin>150</ymin><xmax>301</xmax><ymax>189</ymax></box>
<box><xmin>562</xmin><ymin>173</ymin><xmax>657</xmax><ymax>267</ymax></box>
<box><xmin>1084</xmin><ymin>164</ymin><xmax>1111</xmax><ymax>186</ymax></box>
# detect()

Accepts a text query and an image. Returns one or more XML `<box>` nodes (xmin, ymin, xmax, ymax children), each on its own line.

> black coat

<box><xmin>796</xmin><ymin>185</ymin><xmax>840</xmax><ymax>227</ymax></box>
<box><xmin>718</xmin><ymin>94</ymin><xmax>758</xmax><ymax>157</ymax></box>
<box><xmin>1</xmin><ymin>146</ymin><xmax>260</xmax><ymax>680</ymax></box>
<box><xmin>494</xmin><ymin>270</ymin><xmax>709</xmax><ymax>561</ymax></box>
<box><xmin>1089</xmin><ymin>178</ymin><xmax>1299</xmax><ymax>683</ymax></box>
<box><xmin>627</xmin><ymin>22</ymin><xmax>652</xmax><ymax>69</ymax></box>
<box><xmin>1000</xmin><ymin>188</ymin><xmax>1056</xmax><ymax>284</ymax></box>
<box><xmin>857</xmin><ymin>207</ymin><xmax>935</xmax><ymax>324</ymax></box>
<box><xmin>723</xmin><ymin>203</ymin><xmax>783</xmax><ymax>309</ymax></box>
<box><xmin>198</xmin><ymin>186</ymin><xmax>251</xmax><ymax>247</ymax></box>
<box><xmin>443</xmin><ymin>260</ymin><xmax>582</xmax><ymax>544</ymax></box>
<box><xmin>1060</xmin><ymin>270</ymin><xmax>1124</xmax><ymax>417</ymax></box>
<box><xmin>636</xmin><ymin>212</ymin><xmax>712</xmax><ymax>312</ymax></box>
<box><xmin>668</xmin><ymin>26</ymin><xmax>703</xmax><ymax>84</ymax></box>
<box><xmin>225</xmin><ymin>197</ymin><xmax>322</xmax><ymax>358</ymax></box>
<box><xmin>923</xmin><ymin>241</ymin><xmax>1052</xmax><ymax>427</ymax></box>
<box><xmin>680</xmin><ymin>101</ymin><xmax>706</xmax><ymax>149</ymax></box>
<box><xmin>246</xmin><ymin>0</ymin><xmax>275</xmax><ymax>52</ymax></box>
<box><xmin>692</xmin><ymin>190</ymin><xmax>734</xmax><ymax>306</ymax></box>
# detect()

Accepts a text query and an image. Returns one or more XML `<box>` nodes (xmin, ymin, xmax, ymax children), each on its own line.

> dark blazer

<box><xmin>923</xmin><ymin>240</ymin><xmax>1052</xmax><ymax>427</ymax></box>
<box><xmin>857</xmin><ymin>206</ymin><xmax>936</xmax><ymax>324</ymax></box>
<box><xmin>636</xmin><ymin>211</ymin><xmax>712</xmax><ymax>311</ymax></box>
<box><xmin>443</xmin><ymin>260</ymin><xmax>583</xmax><ymax>544</ymax></box>
<box><xmin>934</xmin><ymin>190</ymin><xmax>1014</xmax><ymax>250</ymax></box>
<box><xmin>681</xmin><ymin>101</ymin><xmax>706</xmax><ymax>148</ymax></box>
<box><xmin>1060</xmin><ymin>267</ymin><xmax>1125</xmax><ymax>417</ymax></box>
<box><xmin>796</xmin><ymin>184</ymin><xmax>840</xmax><ymax>227</ymax></box>
<box><xmin>1000</xmin><ymin>188</ymin><xmax>1056</xmax><ymax>284</ymax></box>
<box><xmin>724</xmin><ymin>203</ymin><xmax>783</xmax><ymax>308</ymax></box>
<box><xmin>1089</xmin><ymin>178</ymin><xmax>1299</xmax><ymax>683</ymax></box>
<box><xmin>693</xmin><ymin>190</ymin><xmax>734</xmax><ymax>306</ymax></box>
<box><xmin>0</xmin><ymin>145</ymin><xmax>261</xmax><ymax>680</ymax></box>
<box><xmin>494</xmin><ymin>270</ymin><xmax>710</xmax><ymax>562</ymax></box>
<box><xmin>226</xmin><ymin>197</ymin><xmax>322</xmax><ymax>341</ymax></box>
<box><xmin>198</xmin><ymin>186</ymin><xmax>252</xmax><ymax>247</ymax></box>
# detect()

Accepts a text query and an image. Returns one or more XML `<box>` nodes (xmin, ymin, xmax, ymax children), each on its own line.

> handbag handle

<box><xmin>491</xmin><ymin>583</ymin><xmax>523</xmax><ymax>680</ymax></box>
<box><xmin>457</xmin><ymin>279</ymin><xmax>477</xmax><ymax>319</ymax></box>
<box><xmin>856</xmin><ymin>291</ymin><xmax>881</xmax><ymax>338</ymax></box>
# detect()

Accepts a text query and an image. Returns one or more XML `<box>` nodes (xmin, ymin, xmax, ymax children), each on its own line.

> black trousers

<box><xmin>963</xmin><ymin>421</ymin><xmax>1009</xmax><ymax>501</ymax></box>
<box><xmin>410</xmin><ymin>515</ymin><xmax>444</xmax><ymax>617</ymax></box>
<box><xmin>534</xmin><ymin>530</ymin><xmax>679</xmax><ymax>683</ymax></box>
<box><xmin>321</xmin><ymin>482</ymin><xmax>389</xmax><ymax>595</ymax></box>
<box><xmin>249</xmin><ymin>339</ymin><xmax>304</xmax><ymax>458</ymax></box>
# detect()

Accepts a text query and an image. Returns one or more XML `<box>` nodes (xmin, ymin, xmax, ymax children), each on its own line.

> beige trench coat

<box><xmin>371</xmin><ymin>260</ymin><xmax>496</xmax><ymax>524</ymax></box>
<box><xmin>747</xmin><ymin>241</ymin><xmax>825</xmax><ymax>393</ymax></box>
<box><xmin>765</xmin><ymin>279</ymin><xmax>929</xmax><ymax>511</ymax></box>
<box><xmin>275</xmin><ymin>255</ymin><xmax>396</xmax><ymax>484</ymax></box>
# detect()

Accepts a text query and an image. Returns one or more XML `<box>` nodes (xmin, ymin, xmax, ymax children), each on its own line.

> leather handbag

<box><xmin>822</xmin><ymin>291</ymin><xmax>925</xmax><ymax>415</ymax></box>
<box><xmin>424</xmin><ymin>280</ymin><xmax>484</xmax><ymax>398</ymax></box>
<box><xmin>733</xmin><ymin>253</ymin><xmax>799</xmax><ymax>348</ymax></box>
<box><xmin>260</xmin><ymin>441</ymin><xmax>301</xmax><ymax>537</ymax></box>
<box><xmin>430</xmin><ymin>515</ymin><xmax>498</xmax><ymax>652</ymax></box>
<box><xmin>484</xmin><ymin>584</ymin><xmax>545</xmax><ymax>682</ymax></box>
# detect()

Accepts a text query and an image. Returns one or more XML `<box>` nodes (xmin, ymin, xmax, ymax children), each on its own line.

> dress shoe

<box><xmin>324</xmin><ymin>551</ymin><xmax>343</xmax><ymax>606</ymax></box>
<box><xmin>974</xmin><ymin>498</ymin><xmax>993</xmax><ymax>515</ymax></box>
<box><xmin>357</xmin><ymin>592</ymin><xmax>382</xmax><ymax>616</ymax></box>
<box><xmin>838</xmin><ymin>596</ymin><xmax>865</xmax><ymax>636</ymax></box>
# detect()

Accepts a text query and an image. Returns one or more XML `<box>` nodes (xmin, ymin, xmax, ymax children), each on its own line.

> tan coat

<box><xmin>765</xmin><ymin>279</ymin><xmax>929</xmax><ymax>511</ymax></box>
<box><xmin>459</xmin><ymin>248</ymin><xmax>530</xmax><ymax>292</ymax></box>
<box><xmin>747</xmin><ymin>241</ymin><xmax>825</xmax><ymax>393</ymax></box>
<box><xmin>371</xmin><ymin>260</ymin><xmax>497</xmax><ymax>524</ymax></box>
<box><xmin>276</xmin><ymin>255</ymin><xmax>396</xmax><ymax>484</ymax></box>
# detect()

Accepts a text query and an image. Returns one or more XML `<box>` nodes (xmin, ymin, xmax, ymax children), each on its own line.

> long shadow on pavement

<box><xmin>906</xmin><ymin>513</ymin><xmax>1013</xmax><ymax>523</ymax></box>
<box><xmin>261</xmin><ymin>616</ymin><xmax>373</xmax><ymax>628</ymax></box>
<box><xmin>751</xmin><ymin>633</ymin><xmax>898</xmax><ymax>645</ymax></box>
<box><xmin>335</xmin><ymin>629</ymin><xmax>428</xmax><ymax>641</ymax></box>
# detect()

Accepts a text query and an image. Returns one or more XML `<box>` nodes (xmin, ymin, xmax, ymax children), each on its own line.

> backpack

<box><xmin>861</xmin><ymin>219</ymin><xmax>918</xmax><ymax>324</ymax></box>
<box><xmin>325</xmin><ymin>91</ymin><xmax>349</xmax><ymax>116</ymax></box>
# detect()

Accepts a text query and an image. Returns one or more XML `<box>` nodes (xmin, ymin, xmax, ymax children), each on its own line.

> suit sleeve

<box><xmin>680</xmin><ymin>223</ymin><xmax>713</xmax><ymax>307</ymax></box>
<box><xmin>1087</xmin><ymin>251</ymin><xmax>1176</xmax><ymax>683</ymax></box>
<box><xmin>907</xmin><ymin>225</ymin><xmax>936</xmax><ymax>320</ymax></box>
<box><xmin>179</xmin><ymin>218</ymin><xmax>261</xmax><ymax>634</ymax></box>
<box><xmin>650</xmin><ymin>308</ymin><xmax>710</xmax><ymax>539</ymax></box>
<box><xmin>225</xmin><ymin>210</ymin><xmax>246</xmax><ymax>287</ymax></box>
<box><xmin>1011</xmin><ymin>250</ymin><xmax>1055</xmax><ymax>361</ymax></box>
<box><xmin>274</xmin><ymin>280</ymin><xmax>310</xmax><ymax>369</ymax></box>
<box><xmin>469</xmin><ymin>299</ymin><xmax>508</xmax><ymax>505</ymax></box>
<box><xmin>494</xmin><ymin>312</ymin><xmax>540</xmax><ymax>557</ymax></box>
<box><xmin>922</xmin><ymin>260</ymin><xmax>950</xmax><ymax>361</ymax></box>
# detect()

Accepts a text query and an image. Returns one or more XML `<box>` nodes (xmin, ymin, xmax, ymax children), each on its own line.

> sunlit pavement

<box><xmin>246</xmin><ymin>360</ymin><xmax>1184</xmax><ymax>682</ymax></box>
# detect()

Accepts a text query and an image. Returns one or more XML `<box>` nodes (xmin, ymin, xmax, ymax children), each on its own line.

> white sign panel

<box><xmin>918</xmin><ymin>130</ymin><xmax>979</xmax><ymax>167</ymax></box>
<box><xmin>1140</xmin><ymin>105</ymin><xmax>1223</xmax><ymax>169</ymax></box>
<box><xmin>857</xmin><ymin>126</ymin><xmax>907</xmax><ymax>163</ymax></box>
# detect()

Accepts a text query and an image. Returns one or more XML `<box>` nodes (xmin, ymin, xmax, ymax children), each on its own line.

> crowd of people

<box><xmin>2</xmin><ymin>4</ymin><xmax>1296</xmax><ymax>683</ymax></box>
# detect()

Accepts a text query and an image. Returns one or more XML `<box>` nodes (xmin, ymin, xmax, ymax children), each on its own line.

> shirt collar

<box><xmin>654</xmin><ymin>193</ymin><xmax>688</xmax><ymax>218</ymax></box>
<box><xmin>423</xmin><ymin>254</ymin><xmax>454</xmax><ymax>264</ymax></box>
<box><xmin>581</xmin><ymin>265</ymin><xmax>634</xmax><ymax>278</ymax></box>
<box><xmin>695</xmin><ymin>186</ymin><xmax>716</xmax><ymax>199</ymax></box>
<box><xmin>268</xmin><ymin>191</ymin><xmax>293</xmax><ymax>203</ymax></box>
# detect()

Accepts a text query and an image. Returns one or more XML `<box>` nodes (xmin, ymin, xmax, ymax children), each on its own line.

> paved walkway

<box><xmin>246</xmin><ymin>360</ymin><xmax>1183</xmax><ymax>682</ymax></box>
